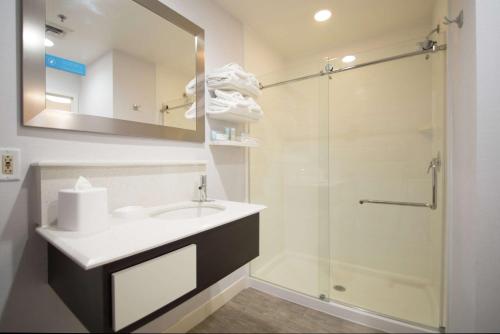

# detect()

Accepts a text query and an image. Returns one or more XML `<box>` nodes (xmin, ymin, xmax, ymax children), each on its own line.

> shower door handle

<box><xmin>359</xmin><ymin>155</ymin><xmax>441</xmax><ymax>210</ymax></box>
<box><xmin>359</xmin><ymin>199</ymin><xmax>432</xmax><ymax>208</ymax></box>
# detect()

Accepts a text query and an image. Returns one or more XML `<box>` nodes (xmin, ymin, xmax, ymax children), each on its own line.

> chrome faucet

<box><xmin>194</xmin><ymin>175</ymin><xmax>210</xmax><ymax>202</ymax></box>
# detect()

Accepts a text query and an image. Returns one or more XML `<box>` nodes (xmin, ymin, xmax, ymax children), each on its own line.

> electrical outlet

<box><xmin>0</xmin><ymin>148</ymin><xmax>20</xmax><ymax>181</ymax></box>
<box><xmin>2</xmin><ymin>154</ymin><xmax>13</xmax><ymax>174</ymax></box>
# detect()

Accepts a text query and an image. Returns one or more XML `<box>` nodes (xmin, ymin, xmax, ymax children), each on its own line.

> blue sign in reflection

<box><xmin>45</xmin><ymin>54</ymin><xmax>86</xmax><ymax>76</ymax></box>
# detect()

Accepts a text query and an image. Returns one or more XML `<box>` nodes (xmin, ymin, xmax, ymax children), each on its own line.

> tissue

<box><xmin>57</xmin><ymin>177</ymin><xmax>109</xmax><ymax>233</ymax></box>
<box><xmin>74</xmin><ymin>176</ymin><xmax>92</xmax><ymax>190</ymax></box>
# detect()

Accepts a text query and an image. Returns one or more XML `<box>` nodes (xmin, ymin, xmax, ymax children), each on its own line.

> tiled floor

<box><xmin>189</xmin><ymin>288</ymin><xmax>380</xmax><ymax>333</ymax></box>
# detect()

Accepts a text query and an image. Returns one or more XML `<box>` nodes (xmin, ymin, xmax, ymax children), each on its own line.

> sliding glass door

<box><xmin>328</xmin><ymin>46</ymin><xmax>445</xmax><ymax>328</ymax></box>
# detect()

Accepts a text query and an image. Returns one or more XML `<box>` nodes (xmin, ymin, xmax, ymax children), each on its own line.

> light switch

<box><xmin>0</xmin><ymin>148</ymin><xmax>21</xmax><ymax>181</ymax></box>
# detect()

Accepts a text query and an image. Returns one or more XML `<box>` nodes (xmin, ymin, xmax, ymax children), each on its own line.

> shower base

<box><xmin>252</xmin><ymin>252</ymin><xmax>440</xmax><ymax>331</ymax></box>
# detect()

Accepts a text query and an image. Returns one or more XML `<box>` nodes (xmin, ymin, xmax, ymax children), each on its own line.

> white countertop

<box><xmin>37</xmin><ymin>200</ymin><xmax>265</xmax><ymax>270</ymax></box>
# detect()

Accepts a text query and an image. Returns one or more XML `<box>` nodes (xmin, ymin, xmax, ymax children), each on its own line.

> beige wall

<box><xmin>329</xmin><ymin>47</ymin><xmax>434</xmax><ymax>278</ymax></box>
<box><xmin>430</xmin><ymin>0</ymin><xmax>448</xmax><ymax>325</ymax></box>
<box><xmin>244</xmin><ymin>27</ymin><xmax>288</xmax><ymax>271</ymax></box>
<box><xmin>155</xmin><ymin>63</ymin><xmax>195</xmax><ymax>130</ymax></box>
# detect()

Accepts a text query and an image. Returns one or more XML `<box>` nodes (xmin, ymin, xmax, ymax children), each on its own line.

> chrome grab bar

<box><xmin>359</xmin><ymin>199</ymin><xmax>432</xmax><ymax>208</ymax></box>
<box><xmin>359</xmin><ymin>154</ymin><xmax>441</xmax><ymax>210</ymax></box>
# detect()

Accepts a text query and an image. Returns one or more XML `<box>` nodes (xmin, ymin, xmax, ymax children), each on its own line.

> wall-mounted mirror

<box><xmin>22</xmin><ymin>0</ymin><xmax>205</xmax><ymax>142</ymax></box>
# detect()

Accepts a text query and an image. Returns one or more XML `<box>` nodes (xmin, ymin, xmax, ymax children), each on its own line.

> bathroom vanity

<box><xmin>37</xmin><ymin>201</ymin><xmax>264</xmax><ymax>332</ymax></box>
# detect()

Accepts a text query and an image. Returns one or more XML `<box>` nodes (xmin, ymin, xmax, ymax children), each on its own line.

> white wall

<box><xmin>80</xmin><ymin>51</ymin><xmax>114</xmax><ymax>118</ymax></box>
<box><xmin>446</xmin><ymin>0</ymin><xmax>477</xmax><ymax>332</ymax></box>
<box><xmin>447</xmin><ymin>0</ymin><xmax>500</xmax><ymax>332</ymax></box>
<box><xmin>113</xmin><ymin>50</ymin><xmax>157</xmax><ymax>124</ymax></box>
<box><xmin>80</xmin><ymin>49</ymin><xmax>188</xmax><ymax>126</ymax></box>
<box><xmin>0</xmin><ymin>0</ymin><xmax>246</xmax><ymax>331</ymax></box>
<box><xmin>45</xmin><ymin>68</ymin><xmax>81</xmax><ymax>113</ymax></box>
<box><xmin>243</xmin><ymin>27</ymin><xmax>285</xmax><ymax>76</ymax></box>
<box><xmin>474</xmin><ymin>1</ymin><xmax>500</xmax><ymax>331</ymax></box>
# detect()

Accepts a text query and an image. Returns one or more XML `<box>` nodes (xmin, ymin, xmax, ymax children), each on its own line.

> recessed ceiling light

<box><xmin>46</xmin><ymin>94</ymin><xmax>72</xmax><ymax>104</ymax></box>
<box><xmin>342</xmin><ymin>55</ymin><xmax>356</xmax><ymax>63</ymax></box>
<box><xmin>23</xmin><ymin>29</ymin><xmax>43</xmax><ymax>48</ymax></box>
<box><xmin>314</xmin><ymin>10</ymin><xmax>332</xmax><ymax>22</ymax></box>
<box><xmin>44</xmin><ymin>38</ymin><xmax>54</xmax><ymax>47</ymax></box>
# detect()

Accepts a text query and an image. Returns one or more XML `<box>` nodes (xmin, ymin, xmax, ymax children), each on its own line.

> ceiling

<box><xmin>46</xmin><ymin>0</ymin><xmax>195</xmax><ymax>74</ymax></box>
<box><xmin>215</xmin><ymin>0</ymin><xmax>436</xmax><ymax>60</ymax></box>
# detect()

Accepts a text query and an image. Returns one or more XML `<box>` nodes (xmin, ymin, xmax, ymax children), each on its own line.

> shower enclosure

<box><xmin>249</xmin><ymin>37</ymin><xmax>446</xmax><ymax>329</ymax></box>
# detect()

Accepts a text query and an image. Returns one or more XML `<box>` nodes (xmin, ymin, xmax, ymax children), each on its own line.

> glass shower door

<box><xmin>328</xmin><ymin>47</ymin><xmax>445</xmax><ymax>328</ymax></box>
<box><xmin>249</xmin><ymin>41</ymin><xmax>445</xmax><ymax>329</ymax></box>
<box><xmin>249</xmin><ymin>63</ymin><xmax>331</xmax><ymax>300</ymax></box>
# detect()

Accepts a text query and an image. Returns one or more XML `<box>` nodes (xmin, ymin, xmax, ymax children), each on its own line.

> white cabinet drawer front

<box><xmin>112</xmin><ymin>244</ymin><xmax>197</xmax><ymax>331</ymax></box>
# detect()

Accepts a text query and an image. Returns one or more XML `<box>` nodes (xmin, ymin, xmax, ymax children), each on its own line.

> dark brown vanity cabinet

<box><xmin>47</xmin><ymin>214</ymin><xmax>259</xmax><ymax>332</ymax></box>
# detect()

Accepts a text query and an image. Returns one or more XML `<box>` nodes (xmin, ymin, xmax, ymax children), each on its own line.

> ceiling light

<box><xmin>23</xmin><ymin>28</ymin><xmax>43</xmax><ymax>49</ymax></box>
<box><xmin>342</xmin><ymin>55</ymin><xmax>356</xmax><ymax>63</ymax></box>
<box><xmin>314</xmin><ymin>10</ymin><xmax>332</xmax><ymax>22</ymax></box>
<box><xmin>44</xmin><ymin>38</ymin><xmax>54</xmax><ymax>47</ymax></box>
<box><xmin>46</xmin><ymin>94</ymin><xmax>72</xmax><ymax>104</ymax></box>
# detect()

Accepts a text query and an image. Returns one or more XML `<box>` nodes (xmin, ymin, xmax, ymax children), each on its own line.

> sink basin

<box><xmin>151</xmin><ymin>202</ymin><xmax>225</xmax><ymax>221</ymax></box>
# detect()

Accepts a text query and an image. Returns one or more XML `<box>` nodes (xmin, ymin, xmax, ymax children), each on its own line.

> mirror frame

<box><xmin>21</xmin><ymin>0</ymin><xmax>205</xmax><ymax>142</ymax></box>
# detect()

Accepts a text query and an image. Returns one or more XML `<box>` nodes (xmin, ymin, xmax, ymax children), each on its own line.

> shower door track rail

<box><xmin>259</xmin><ymin>44</ymin><xmax>447</xmax><ymax>90</ymax></box>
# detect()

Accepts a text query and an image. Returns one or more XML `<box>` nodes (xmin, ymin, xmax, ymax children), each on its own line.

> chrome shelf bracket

<box><xmin>444</xmin><ymin>10</ymin><xmax>464</xmax><ymax>29</ymax></box>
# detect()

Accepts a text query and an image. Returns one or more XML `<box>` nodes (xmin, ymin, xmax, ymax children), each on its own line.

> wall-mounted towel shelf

<box><xmin>209</xmin><ymin>140</ymin><xmax>259</xmax><ymax>148</ymax></box>
<box><xmin>208</xmin><ymin>113</ymin><xmax>260</xmax><ymax>123</ymax></box>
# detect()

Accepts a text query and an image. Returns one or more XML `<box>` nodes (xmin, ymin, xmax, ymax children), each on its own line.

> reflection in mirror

<box><xmin>43</xmin><ymin>0</ymin><xmax>197</xmax><ymax>131</ymax></box>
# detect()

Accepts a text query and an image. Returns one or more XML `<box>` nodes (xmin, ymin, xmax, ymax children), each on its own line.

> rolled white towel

<box><xmin>185</xmin><ymin>78</ymin><xmax>196</xmax><ymax>96</ymax></box>
<box><xmin>207</xmin><ymin>90</ymin><xmax>263</xmax><ymax>121</ymax></box>
<box><xmin>184</xmin><ymin>102</ymin><xmax>196</xmax><ymax>119</ymax></box>
<box><xmin>213</xmin><ymin>90</ymin><xmax>252</xmax><ymax>106</ymax></box>
<box><xmin>207</xmin><ymin>73</ymin><xmax>261</xmax><ymax>98</ymax></box>
<box><xmin>213</xmin><ymin>90</ymin><xmax>263</xmax><ymax>115</ymax></box>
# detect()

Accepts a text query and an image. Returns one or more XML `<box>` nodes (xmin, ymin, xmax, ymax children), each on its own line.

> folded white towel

<box><xmin>184</xmin><ymin>63</ymin><xmax>261</xmax><ymax>99</ymax></box>
<box><xmin>207</xmin><ymin>64</ymin><xmax>261</xmax><ymax>98</ymax></box>
<box><xmin>185</xmin><ymin>88</ymin><xmax>264</xmax><ymax>120</ymax></box>
<box><xmin>205</xmin><ymin>89</ymin><xmax>263</xmax><ymax>121</ymax></box>
<box><xmin>213</xmin><ymin>89</ymin><xmax>262</xmax><ymax>113</ymax></box>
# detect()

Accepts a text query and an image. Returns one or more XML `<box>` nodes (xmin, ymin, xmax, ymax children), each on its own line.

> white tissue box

<box><xmin>57</xmin><ymin>187</ymin><xmax>109</xmax><ymax>232</ymax></box>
